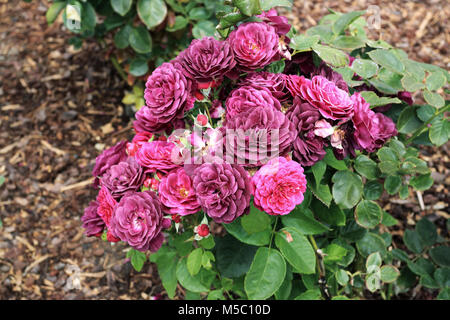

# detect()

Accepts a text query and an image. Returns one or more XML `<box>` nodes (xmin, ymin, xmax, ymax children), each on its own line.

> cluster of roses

<box><xmin>81</xmin><ymin>10</ymin><xmax>399</xmax><ymax>253</ymax></box>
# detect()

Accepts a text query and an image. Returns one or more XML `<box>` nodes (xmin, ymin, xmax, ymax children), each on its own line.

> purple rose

<box><xmin>286</xmin><ymin>98</ymin><xmax>327</xmax><ymax>166</ymax></box>
<box><xmin>135</xmin><ymin>63</ymin><xmax>195</xmax><ymax>133</ymax></box>
<box><xmin>192</xmin><ymin>162</ymin><xmax>251</xmax><ymax>223</ymax></box>
<box><xmin>238</xmin><ymin>72</ymin><xmax>289</xmax><ymax>101</ymax></box>
<box><xmin>351</xmin><ymin>92</ymin><xmax>398</xmax><ymax>153</ymax></box>
<box><xmin>225</xmin><ymin>86</ymin><xmax>281</xmax><ymax>121</ymax></box>
<box><xmin>178</xmin><ymin>37</ymin><xmax>236</xmax><ymax>84</ymax></box>
<box><xmin>312</xmin><ymin>62</ymin><xmax>349</xmax><ymax>93</ymax></box>
<box><xmin>81</xmin><ymin>201</ymin><xmax>105</xmax><ymax>237</ymax></box>
<box><xmin>223</xmin><ymin>104</ymin><xmax>296</xmax><ymax>166</ymax></box>
<box><xmin>257</xmin><ymin>9</ymin><xmax>291</xmax><ymax>37</ymax></box>
<box><xmin>100</xmin><ymin>157</ymin><xmax>146</xmax><ymax>200</ymax></box>
<box><xmin>92</xmin><ymin>141</ymin><xmax>128</xmax><ymax>188</ymax></box>
<box><xmin>227</xmin><ymin>22</ymin><xmax>280</xmax><ymax>72</ymax></box>
<box><xmin>110</xmin><ymin>191</ymin><xmax>171</xmax><ymax>252</ymax></box>
<box><xmin>135</xmin><ymin>140</ymin><xmax>182</xmax><ymax>174</ymax></box>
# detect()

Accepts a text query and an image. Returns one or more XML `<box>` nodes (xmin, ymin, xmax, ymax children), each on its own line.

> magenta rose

<box><xmin>227</xmin><ymin>21</ymin><xmax>280</xmax><ymax>72</ymax></box>
<box><xmin>178</xmin><ymin>37</ymin><xmax>236</xmax><ymax>85</ymax></box>
<box><xmin>192</xmin><ymin>162</ymin><xmax>252</xmax><ymax>223</ymax></box>
<box><xmin>225</xmin><ymin>86</ymin><xmax>281</xmax><ymax>121</ymax></box>
<box><xmin>81</xmin><ymin>201</ymin><xmax>105</xmax><ymax>237</ymax></box>
<box><xmin>239</xmin><ymin>72</ymin><xmax>289</xmax><ymax>101</ymax></box>
<box><xmin>313</xmin><ymin>63</ymin><xmax>349</xmax><ymax>93</ymax></box>
<box><xmin>158</xmin><ymin>167</ymin><xmax>201</xmax><ymax>216</ymax></box>
<box><xmin>92</xmin><ymin>140</ymin><xmax>128</xmax><ymax>188</ymax></box>
<box><xmin>286</xmin><ymin>98</ymin><xmax>327</xmax><ymax>167</ymax></box>
<box><xmin>110</xmin><ymin>191</ymin><xmax>171</xmax><ymax>252</ymax></box>
<box><xmin>96</xmin><ymin>186</ymin><xmax>117</xmax><ymax>228</ymax></box>
<box><xmin>351</xmin><ymin>92</ymin><xmax>398</xmax><ymax>152</ymax></box>
<box><xmin>285</xmin><ymin>74</ymin><xmax>307</xmax><ymax>98</ymax></box>
<box><xmin>257</xmin><ymin>9</ymin><xmax>291</xmax><ymax>37</ymax></box>
<box><xmin>134</xmin><ymin>63</ymin><xmax>194</xmax><ymax>132</ymax></box>
<box><xmin>223</xmin><ymin>104</ymin><xmax>296</xmax><ymax>166</ymax></box>
<box><xmin>100</xmin><ymin>157</ymin><xmax>146</xmax><ymax>200</ymax></box>
<box><xmin>135</xmin><ymin>140</ymin><xmax>182</xmax><ymax>173</ymax></box>
<box><xmin>252</xmin><ymin>157</ymin><xmax>307</xmax><ymax>215</ymax></box>
<box><xmin>298</xmin><ymin>75</ymin><xmax>354</xmax><ymax>121</ymax></box>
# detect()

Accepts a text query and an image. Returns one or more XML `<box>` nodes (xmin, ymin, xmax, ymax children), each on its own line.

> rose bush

<box><xmin>82</xmin><ymin>1</ymin><xmax>449</xmax><ymax>300</ymax></box>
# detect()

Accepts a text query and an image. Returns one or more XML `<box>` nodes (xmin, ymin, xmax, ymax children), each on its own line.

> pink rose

<box><xmin>135</xmin><ymin>141</ymin><xmax>182</xmax><ymax>173</ymax></box>
<box><xmin>299</xmin><ymin>75</ymin><xmax>354</xmax><ymax>121</ymax></box>
<box><xmin>158</xmin><ymin>168</ymin><xmax>201</xmax><ymax>216</ymax></box>
<box><xmin>252</xmin><ymin>157</ymin><xmax>307</xmax><ymax>215</ymax></box>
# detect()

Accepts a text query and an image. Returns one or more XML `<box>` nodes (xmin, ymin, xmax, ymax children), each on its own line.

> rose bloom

<box><xmin>96</xmin><ymin>186</ymin><xmax>117</xmax><ymax>227</ymax></box>
<box><xmin>227</xmin><ymin>21</ymin><xmax>280</xmax><ymax>72</ymax></box>
<box><xmin>100</xmin><ymin>157</ymin><xmax>146</xmax><ymax>200</ymax></box>
<box><xmin>223</xmin><ymin>104</ymin><xmax>296</xmax><ymax>166</ymax></box>
<box><xmin>239</xmin><ymin>72</ymin><xmax>289</xmax><ymax>101</ymax></box>
<box><xmin>135</xmin><ymin>140</ymin><xmax>182</xmax><ymax>173</ymax></box>
<box><xmin>257</xmin><ymin>9</ymin><xmax>291</xmax><ymax>36</ymax></box>
<box><xmin>134</xmin><ymin>63</ymin><xmax>195</xmax><ymax>132</ymax></box>
<box><xmin>286</xmin><ymin>98</ymin><xmax>327</xmax><ymax>167</ymax></box>
<box><xmin>92</xmin><ymin>140</ymin><xmax>128</xmax><ymax>188</ymax></box>
<box><xmin>252</xmin><ymin>157</ymin><xmax>307</xmax><ymax>215</ymax></box>
<box><xmin>109</xmin><ymin>191</ymin><xmax>171</xmax><ymax>252</ymax></box>
<box><xmin>285</xmin><ymin>74</ymin><xmax>307</xmax><ymax>98</ymax></box>
<box><xmin>158</xmin><ymin>167</ymin><xmax>201</xmax><ymax>216</ymax></box>
<box><xmin>178</xmin><ymin>36</ymin><xmax>236</xmax><ymax>85</ymax></box>
<box><xmin>351</xmin><ymin>92</ymin><xmax>397</xmax><ymax>152</ymax></box>
<box><xmin>192</xmin><ymin>162</ymin><xmax>252</xmax><ymax>224</ymax></box>
<box><xmin>298</xmin><ymin>75</ymin><xmax>354</xmax><ymax>121</ymax></box>
<box><xmin>81</xmin><ymin>201</ymin><xmax>105</xmax><ymax>237</ymax></box>
<box><xmin>225</xmin><ymin>86</ymin><xmax>281</xmax><ymax>121</ymax></box>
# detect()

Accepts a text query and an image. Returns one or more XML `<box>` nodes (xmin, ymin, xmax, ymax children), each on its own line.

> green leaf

<box><xmin>114</xmin><ymin>25</ymin><xmax>131</xmax><ymax>49</ymax></box>
<box><xmin>129</xmin><ymin>58</ymin><xmax>148</xmax><ymax>77</ymax></box>
<box><xmin>192</xmin><ymin>21</ymin><xmax>216</xmax><ymax>39</ymax></box>
<box><xmin>401</xmin><ymin>74</ymin><xmax>425</xmax><ymax>92</ymax></box>
<box><xmin>381</xmin><ymin>211</ymin><xmax>398</xmax><ymax>227</ymax></box>
<box><xmin>152</xmin><ymin>249</ymin><xmax>178</xmax><ymax>298</ymax></box>
<box><xmin>366</xmin><ymin>252</ymin><xmax>382</xmax><ymax>268</ymax></box>
<box><xmin>332</xmin><ymin>35</ymin><xmax>366</xmax><ymax>50</ymax></box>
<box><xmin>399</xmin><ymin>184</ymin><xmax>410</xmax><ymax>199</ymax></box>
<box><xmin>384</xmin><ymin>176</ymin><xmax>402</xmax><ymax>195</ymax></box>
<box><xmin>111</xmin><ymin>0</ymin><xmax>132</xmax><ymax>16</ymax></box>
<box><xmin>426</xmin><ymin>71</ymin><xmax>447</xmax><ymax>91</ymax></box>
<box><xmin>377</xmin><ymin>147</ymin><xmax>398</xmax><ymax>162</ymax></box>
<box><xmin>403</xmin><ymin>229</ymin><xmax>423</xmax><ymax>254</ymax></box>
<box><xmin>275</xmin><ymin>267</ymin><xmax>293</xmax><ymax>300</ymax></box>
<box><xmin>224</xmin><ymin>217</ymin><xmax>271</xmax><ymax>246</ymax></box>
<box><xmin>363</xmin><ymin>180</ymin><xmax>383</xmax><ymax>200</ymax></box>
<box><xmin>46</xmin><ymin>1</ymin><xmax>66</xmax><ymax>25</ymax></box>
<box><xmin>244</xmin><ymin>247</ymin><xmax>286</xmax><ymax>300</ymax></box>
<box><xmin>217</xmin><ymin>12</ymin><xmax>246</xmax><ymax>29</ymax></box>
<box><xmin>429</xmin><ymin>119</ymin><xmax>450</xmax><ymax>146</ymax></box>
<box><xmin>129</xmin><ymin>25</ymin><xmax>152</xmax><ymax>53</ymax></box>
<box><xmin>416</xmin><ymin>218</ymin><xmax>437</xmax><ymax>247</ymax></box>
<box><xmin>166</xmin><ymin>15</ymin><xmax>189</xmax><ymax>32</ymax></box>
<box><xmin>198</xmin><ymin>236</ymin><xmax>215</xmax><ymax>250</ymax></box>
<box><xmin>391</xmin><ymin>248</ymin><xmax>410</xmax><ymax>263</ymax></box>
<box><xmin>216</xmin><ymin>234</ymin><xmax>258</xmax><ymax>278</ymax></box>
<box><xmin>332</xmin><ymin>10</ymin><xmax>365</xmax><ymax>35</ymax></box>
<box><xmin>176</xmin><ymin>258</ymin><xmax>209</xmax><ymax>293</ymax></box>
<box><xmin>323</xmin><ymin>243</ymin><xmax>347</xmax><ymax>264</ymax></box>
<box><xmin>365</xmin><ymin>272</ymin><xmax>381</xmax><ymax>292</ymax></box>
<box><xmin>356</xmin><ymin>232</ymin><xmax>387</xmax><ymax>258</ymax></box>
<box><xmin>354</xmin><ymin>155</ymin><xmax>378</xmax><ymax>180</ymax></box>
<box><xmin>429</xmin><ymin>246</ymin><xmax>450</xmax><ymax>268</ymax></box>
<box><xmin>137</xmin><ymin>0</ymin><xmax>167</xmax><ymax>29</ymax></box>
<box><xmin>311</xmin><ymin>160</ymin><xmax>326</xmax><ymax>186</ymax></box>
<box><xmin>416</xmin><ymin>105</ymin><xmax>436</xmax><ymax>122</ymax></box>
<box><xmin>423</xmin><ymin>90</ymin><xmax>445</xmax><ymax>108</ymax></box>
<box><xmin>187</xmin><ymin>248</ymin><xmax>203</xmax><ymax>276</ymax></box>
<box><xmin>396</xmin><ymin>107</ymin><xmax>423</xmax><ymax>134</ymax></box>
<box><xmin>241</xmin><ymin>205</ymin><xmax>271</xmax><ymax>234</ymax></box>
<box><xmin>232</xmin><ymin>0</ymin><xmax>261</xmax><ymax>16</ymax></box>
<box><xmin>438</xmin><ymin>288</ymin><xmax>450</xmax><ymax>300</ymax></box>
<box><xmin>380</xmin><ymin>265</ymin><xmax>400</xmax><ymax>283</ymax></box>
<box><xmin>126</xmin><ymin>249</ymin><xmax>146</xmax><ymax>272</ymax></box>
<box><xmin>367</xmin><ymin>49</ymin><xmax>405</xmax><ymax>74</ymax></box>
<box><xmin>434</xmin><ymin>268</ymin><xmax>450</xmax><ymax>288</ymax></box>
<box><xmin>332</xmin><ymin>171</ymin><xmax>363</xmax><ymax>209</ymax></box>
<box><xmin>171</xmin><ymin>231</ymin><xmax>194</xmax><ymax>256</ymax></box>
<box><xmin>335</xmin><ymin>269</ymin><xmax>349</xmax><ymax>286</ymax></box>
<box><xmin>378</xmin><ymin>161</ymin><xmax>399</xmax><ymax>176</ymax></box>
<box><xmin>188</xmin><ymin>7</ymin><xmax>212</xmax><ymax>20</ymax></box>
<box><xmin>409</xmin><ymin>174</ymin><xmax>434</xmax><ymax>191</ymax></box>
<box><xmin>308</xmin><ymin>180</ymin><xmax>333</xmax><ymax>207</ymax></box>
<box><xmin>350</xmin><ymin>59</ymin><xmax>378</xmax><ymax>79</ymax></box>
<box><xmin>290</xmin><ymin>34</ymin><xmax>320</xmax><ymax>52</ymax></box>
<box><xmin>323</xmin><ymin>148</ymin><xmax>348</xmax><ymax>170</ymax></box>
<box><xmin>275</xmin><ymin>227</ymin><xmax>316</xmax><ymax>274</ymax></box>
<box><xmin>312</xmin><ymin>44</ymin><xmax>349</xmax><ymax>67</ymax></box>
<box><xmin>260</xmin><ymin>0</ymin><xmax>292</xmax><ymax>11</ymax></box>
<box><xmin>295</xmin><ymin>289</ymin><xmax>321</xmax><ymax>300</ymax></box>
<box><xmin>355</xmin><ymin>200</ymin><xmax>383</xmax><ymax>229</ymax></box>
<box><xmin>281</xmin><ymin>207</ymin><xmax>330</xmax><ymax>235</ymax></box>
<box><xmin>311</xmin><ymin>200</ymin><xmax>346</xmax><ymax>227</ymax></box>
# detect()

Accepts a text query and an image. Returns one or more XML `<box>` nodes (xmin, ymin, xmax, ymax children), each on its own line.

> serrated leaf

<box><xmin>312</xmin><ymin>44</ymin><xmax>349</xmax><ymax>67</ymax></box>
<box><xmin>355</xmin><ymin>200</ymin><xmax>382</xmax><ymax>229</ymax></box>
<box><xmin>137</xmin><ymin>0</ymin><xmax>167</xmax><ymax>29</ymax></box>
<box><xmin>332</xmin><ymin>171</ymin><xmax>363</xmax><ymax>209</ymax></box>
<box><xmin>423</xmin><ymin>90</ymin><xmax>445</xmax><ymax>108</ymax></box>
<box><xmin>368</xmin><ymin>49</ymin><xmax>405</xmax><ymax>74</ymax></box>
<box><xmin>380</xmin><ymin>265</ymin><xmax>400</xmax><ymax>283</ymax></box>
<box><xmin>350</xmin><ymin>59</ymin><xmax>378</xmax><ymax>79</ymax></box>
<box><xmin>332</xmin><ymin>10</ymin><xmax>366</xmax><ymax>35</ymax></box>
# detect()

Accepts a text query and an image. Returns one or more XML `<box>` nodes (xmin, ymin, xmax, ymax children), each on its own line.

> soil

<box><xmin>0</xmin><ymin>0</ymin><xmax>448</xmax><ymax>300</ymax></box>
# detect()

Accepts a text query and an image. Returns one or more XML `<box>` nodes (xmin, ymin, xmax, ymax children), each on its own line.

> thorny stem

<box><xmin>308</xmin><ymin>235</ymin><xmax>331</xmax><ymax>300</ymax></box>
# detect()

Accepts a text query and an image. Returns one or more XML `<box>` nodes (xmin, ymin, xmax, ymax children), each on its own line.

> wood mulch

<box><xmin>0</xmin><ymin>0</ymin><xmax>448</xmax><ymax>299</ymax></box>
